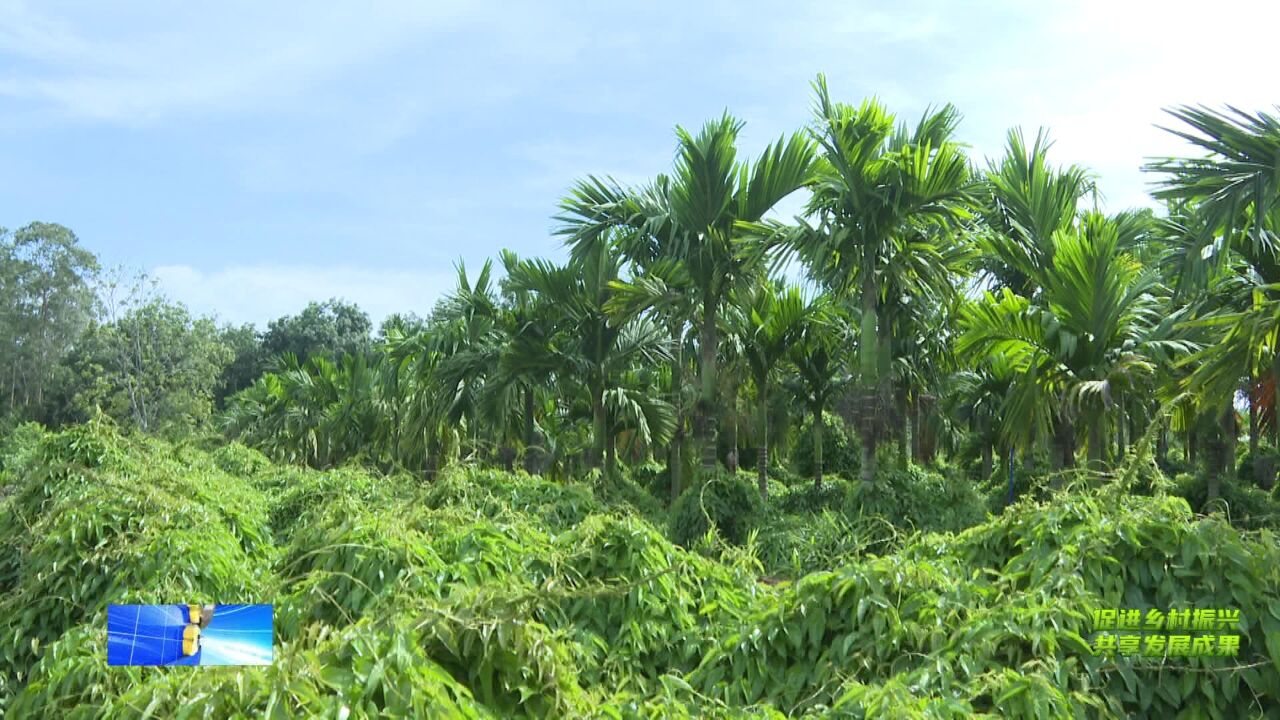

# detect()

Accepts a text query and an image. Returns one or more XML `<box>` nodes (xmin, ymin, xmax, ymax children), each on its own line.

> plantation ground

<box><xmin>1</xmin><ymin>421</ymin><xmax>1279</xmax><ymax>719</ymax></box>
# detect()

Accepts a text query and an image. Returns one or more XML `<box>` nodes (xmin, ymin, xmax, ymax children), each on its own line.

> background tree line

<box><xmin>216</xmin><ymin>84</ymin><xmax>1280</xmax><ymax>511</ymax></box>
<box><xmin>5</xmin><ymin>82</ymin><xmax>1279</xmax><ymax>512</ymax></box>
<box><xmin>0</xmin><ymin>226</ymin><xmax>381</xmax><ymax>436</ymax></box>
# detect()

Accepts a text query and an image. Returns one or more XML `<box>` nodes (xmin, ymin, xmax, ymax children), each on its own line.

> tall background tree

<box><xmin>559</xmin><ymin>113</ymin><xmax>815</xmax><ymax>475</ymax></box>
<box><xmin>784</xmin><ymin>76</ymin><xmax>975</xmax><ymax>485</ymax></box>
<box><xmin>58</xmin><ymin>274</ymin><xmax>233</xmax><ymax>434</ymax></box>
<box><xmin>0</xmin><ymin>222</ymin><xmax>99</xmax><ymax>423</ymax></box>
<box><xmin>734</xmin><ymin>281</ymin><xmax>811</xmax><ymax>496</ymax></box>
<box><xmin>1146</xmin><ymin>105</ymin><xmax>1280</xmax><ymax>493</ymax></box>
<box><xmin>782</xmin><ymin>296</ymin><xmax>851</xmax><ymax>488</ymax></box>
<box><xmin>261</xmin><ymin>298</ymin><xmax>373</xmax><ymax>364</ymax></box>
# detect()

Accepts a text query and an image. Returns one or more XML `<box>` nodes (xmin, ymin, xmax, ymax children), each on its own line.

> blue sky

<box><xmin>2</xmin><ymin>0</ymin><xmax>1276</xmax><ymax>327</ymax></box>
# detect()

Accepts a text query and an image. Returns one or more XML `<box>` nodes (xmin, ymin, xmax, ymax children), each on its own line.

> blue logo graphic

<box><xmin>107</xmin><ymin>604</ymin><xmax>273</xmax><ymax>666</ymax></box>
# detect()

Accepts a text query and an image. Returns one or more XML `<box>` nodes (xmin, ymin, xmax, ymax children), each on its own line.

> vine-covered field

<box><xmin>2</xmin><ymin>421</ymin><xmax>1277</xmax><ymax>719</ymax></box>
<box><xmin>4</xmin><ymin>5</ymin><xmax>1280</xmax><ymax>718</ymax></box>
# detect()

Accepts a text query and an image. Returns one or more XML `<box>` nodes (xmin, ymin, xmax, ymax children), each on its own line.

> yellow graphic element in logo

<box><xmin>182</xmin><ymin>603</ymin><xmax>214</xmax><ymax>656</ymax></box>
<box><xmin>182</xmin><ymin>623</ymin><xmax>201</xmax><ymax>656</ymax></box>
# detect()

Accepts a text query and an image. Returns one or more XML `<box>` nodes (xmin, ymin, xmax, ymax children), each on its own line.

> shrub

<box><xmin>588</xmin><ymin>469</ymin><xmax>668</xmax><ymax>524</ymax></box>
<box><xmin>10</xmin><ymin>612</ymin><xmax>496</xmax><ymax>719</ymax></box>
<box><xmin>1237</xmin><ymin>441</ymin><xmax>1280</xmax><ymax>488</ymax></box>
<box><xmin>692</xmin><ymin>489</ymin><xmax>1280</xmax><ymax>717</ymax></box>
<box><xmin>754</xmin><ymin>508</ymin><xmax>870</xmax><ymax>578</ymax></box>
<box><xmin>1171</xmin><ymin>470</ymin><xmax>1280</xmax><ymax>530</ymax></box>
<box><xmin>424</xmin><ymin>467</ymin><xmax>602</xmax><ymax>531</ymax></box>
<box><xmin>268</xmin><ymin>466</ymin><xmax>414</xmax><ymax>537</ymax></box>
<box><xmin>628</xmin><ymin>460</ymin><xmax>670</xmax><ymax>499</ymax></box>
<box><xmin>37</xmin><ymin>416</ymin><xmax>127</xmax><ymax>468</ymax></box>
<box><xmin>773</xmin><ymin>476</ymin><xmax>851</xmax><ymax>514</ymax></box>
<box><xmin>975</xmin><ymin>451</ymin><xmax>1058</xmax><ymax>512</ymax></box>
<box><xmin>7</xmin><ymin>425</ymin><xmax>1280</xmax><ymax>718</ymax></box>
<box><xmin>210</xmin><ymin>441</ymin><xmax>273</xmax><ymax>477</ymax></box>
<box><xmin>274</xmin><ymin>501</ymin><xmax>447</xmax><ymax>639</ymax></box>
<box><xmin>0</xmin><ymin>422</ymin><xmax>45</xmax><ymax>477</ymax></box>
<box><xmin>669</xmin><ymin>470</ymin><xmax>764</xmax><ymax>547</ymax></box>
<box><xmin>847</xmin><ymin>462</ymin><xmax>987</xmax><ymax>536</ymax></box>
<box><xmin>541</xmin><ymin>514</ymin><xmax>761</xmax><ymax>685</ymax></box>
<box><xmin>791</xmin><ymin>411</ymin><xmax>859</xmax><ymax>482</ymax></box>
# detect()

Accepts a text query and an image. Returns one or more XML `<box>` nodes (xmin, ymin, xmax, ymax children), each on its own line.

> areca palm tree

<box><xmin>958</xmin><ymin>212</ymin><xmax>1193</xmax><ymax>470</ymax></box>
<box><xmin>1146</xmin><ymin>105</ymin><xmax>1280</xmax><ymax>254</ymax></box>
<box><xmin>732</xmin><ymin>281</ymin><xmax>813</xmax><ymax>496</ymax></box>
<box><xmin>782</xmin><ymin>75</ymin><xmax>975</xmax><ymax>485</ymax></box>
<box><xmin>374</xmin><ymin>326</ymin><xmax>430</xmax><ymax>472</ymax></box>
<box><xmin>381</xmin><ymin>320</ymin><xmax>467</xmax><ymax>478</ymax></box>
<box><xmin>486</xmin><ymin>250</ymin><xmax>563</xmax><ymax>473</ymax></box>
<box><xmin>605</xmin><ymin>257</ymin><xmax>698</xmax><ymax>500</ymax></box>
<box><xmin>557</xmin><ymin>114</ymin><xmax>815</xmax><ymax>474</ymax></box>
<box><xmin>1173</xmin><ymin>255</ymin><xmax>1275</xmax><ymax>492</ymax></box>
<box><xmin>505</xmin><ymin>237</ymin><xmax>672</xmax><ymax>477</ymax></box>
<box><xmin>782</xmin><ymin>297</ymin><xmax>853</xmax><ymax>488</ymax></box>
<box><xmin>604</xmin><ymin>350</ymin><xmax>678</xmax><ymax>464</ymax></box>
<box><xmin>221</xmin><ymin>352</ymin><xmax>381</xmax><ymax>469</ymax></box>
<box><xmin>876</xmin><ymin>226</ymin><xmax>973</xmax><ymax>466</ymax></box>
<box><xmin>944</xmin><ymin>352</ymin><xmax>1018</xmax><ymax>479</ymax></box>
<box><xmin>969</xmin><ymin>129</ymin><xmax>1094</xmax><ymax>465</ymax></box>
<box><xmin>980</xmin><ymin>128</ymin><xmax>1094</xmax><ymax>295</ymax></box>
<box><xmin>429</xmin><ymin>260</ymin><xmax>509</xmax><ymax>464</ymax></box>
<box><xmin>1146</xmin><ymin>105</ymin><xmax>1280</xmax><ymax>488</ymax></box>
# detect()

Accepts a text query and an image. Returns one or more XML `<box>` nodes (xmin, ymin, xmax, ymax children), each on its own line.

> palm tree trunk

<box><xmin>1206</xmin><ymin>404</ymin><xmax>1236</xmax><ymax>502</ymax></box>
<box><xmin>1259</xmin><ymin>368</ymin><xmax>1277</xmax><ymax>491</ymax></box>
<box><xmin>1187</xmin><ymin>425</ymin><xmax>1196</xmax><ymax>465</ymax></box>
<box><xmin>1157</xmin><ymin>427</ymin><xmax>1168</xmax><ymax>468</ymax></box>
<box><xmin>922</xmin><ymin>401</ymin><xmax>938</xmax><ymax>465</ymax></box>
<box><xmin>698</xmin><ymin>297</ymin><xmax>719</xmax><ymax>472</ymax></box>
<box><xmin>1272</xmin><ymin>353</ymin><xmax>1280</xmax><ymax>449</ymax></box>
<box><xmin>1088</xmin><ymin>417</ymin><xmax>1106</xmax><ymax>469</ymax></box>
<box><xmin>424</xmin><ymin>435</ymin><xmax>440</xmax><ymax>482</ymax></box>
<box><xmin>1050</xmin><ymin>416</ymin><xmax>1074</xmax><ymax>489</ymax></box>
<box><xmin>1115</xmin><ymin>402</ymin><xmax>1125</xmax><ymax>459</ymax></box>
<box><xmin>898</xmin><ymin>389</ymin><xmax>909</xmax><ymax>469</ymax></box>
<box><xmin>813</xmin><ymin>404</ymin><xmax>824</xmax><ymax>490</ymax></box>
<box><xmin>1249</xmin><ymin>379</ymin><xmax>1265</xmax><ymax>487</ymax></box>
<box><xmin>1052</xmin><ymin>417</ymin><xmax>1075</xmax><ymax>470</ymax></box>
<box><xmin>724</xmin><ymin>377</ymin><xmax>739</xmax><ymax>473</ymax></box>
<box><xmin>669</xmin><ymin>333</ymin><xmax>684</xmax><ymax>501</ymax></box>
<box><xmin>1126</xmin><ymin>405</ymin><xmax>1137</xmax><ymax>456</ymax></box>
<box><xmin>981</xmin><ymin>443</ymin><xmax>993</xmax><ymax>480</ymax></box>
<box><xmin>605</xmin><ymin>427</ymin><xmax>618</xmax><ymax>479</ymax></box>
<box><xmin>669</xmin><ymin>433</ymin><xmax>683</xmax><ymax>503</ymax></box>
<box><xmin>591</xmin><ymin>390</ymin><xmax>607</xmax><ymax>470</ymax></box>
<box><xmin>910</xmin><ymin>397</ymin><xmax>922</xmax><ymax>463</ymax></box>
<box><xmin>858</xmin><ymin>278</ymin><xmax>879</xmax><ymax>486</ymax></box>
<box><xmin>757</xmin><ymin>380</ymin><xmax>769</xmax><ymax>498</ymax></box>
<box><xmin>523</xmin><ymin>386</ymin><xmax>539</xmax><ymax>474</ymax></box>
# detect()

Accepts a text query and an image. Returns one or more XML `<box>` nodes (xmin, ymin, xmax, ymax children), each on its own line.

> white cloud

<box><xmin>8</xmin><ymin>0</ymin><xmax>1280</xmax><ymax>303</ymax></box>
<box><xmin>0</xmin><ymin>1</ymin><xmax>487</xmax><ymax>123</ymax></box>
<box><xmin>924</xmin><ymin>0</ymin><xmax>1280</xmax><ymax>211</ymax></box>
<box><xmin>153</xmin><ymin>264</ymin><xmax>455</xmax><ymax>327</ymax></box>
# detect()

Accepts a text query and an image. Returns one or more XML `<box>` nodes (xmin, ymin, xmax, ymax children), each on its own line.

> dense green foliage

<box><xmin>5</xmin><ymin>88</ymin><xmax>1280</xmax><ymax>508</ymax></box>
<box><xmin>260</xmin><ymin>299</ymin><xmax>373</xmax><ymax>369</ymax></box>
<box><xmin>791</xmin><ymin>412</ymin><xmax>859</xmax><ymax>483</ymax></box>
<box><xmin>5</xmin><ymin>80</ymin><xmax>1280</xmax><ymax>718</ymax></box>
<box><xmin>2</xmin><ymin>421</ymin><xmax>1278</xmax><ymax>718</ymax></box>
<box><xmin>59</xmin><ymin>299</ymin><xmax>234</xmax><ymax>432</ymax></box>
<box><xmin>669</xmin><ymin>469</ymin><xmax>766</xmax><ymax>546</ymax></box>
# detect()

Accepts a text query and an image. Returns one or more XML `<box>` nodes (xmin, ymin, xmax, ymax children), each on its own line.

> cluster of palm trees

<box><xmin>223</xmin><ymin>78</ymin><xmax>1280</xmax><ymax>503</ymax></box>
